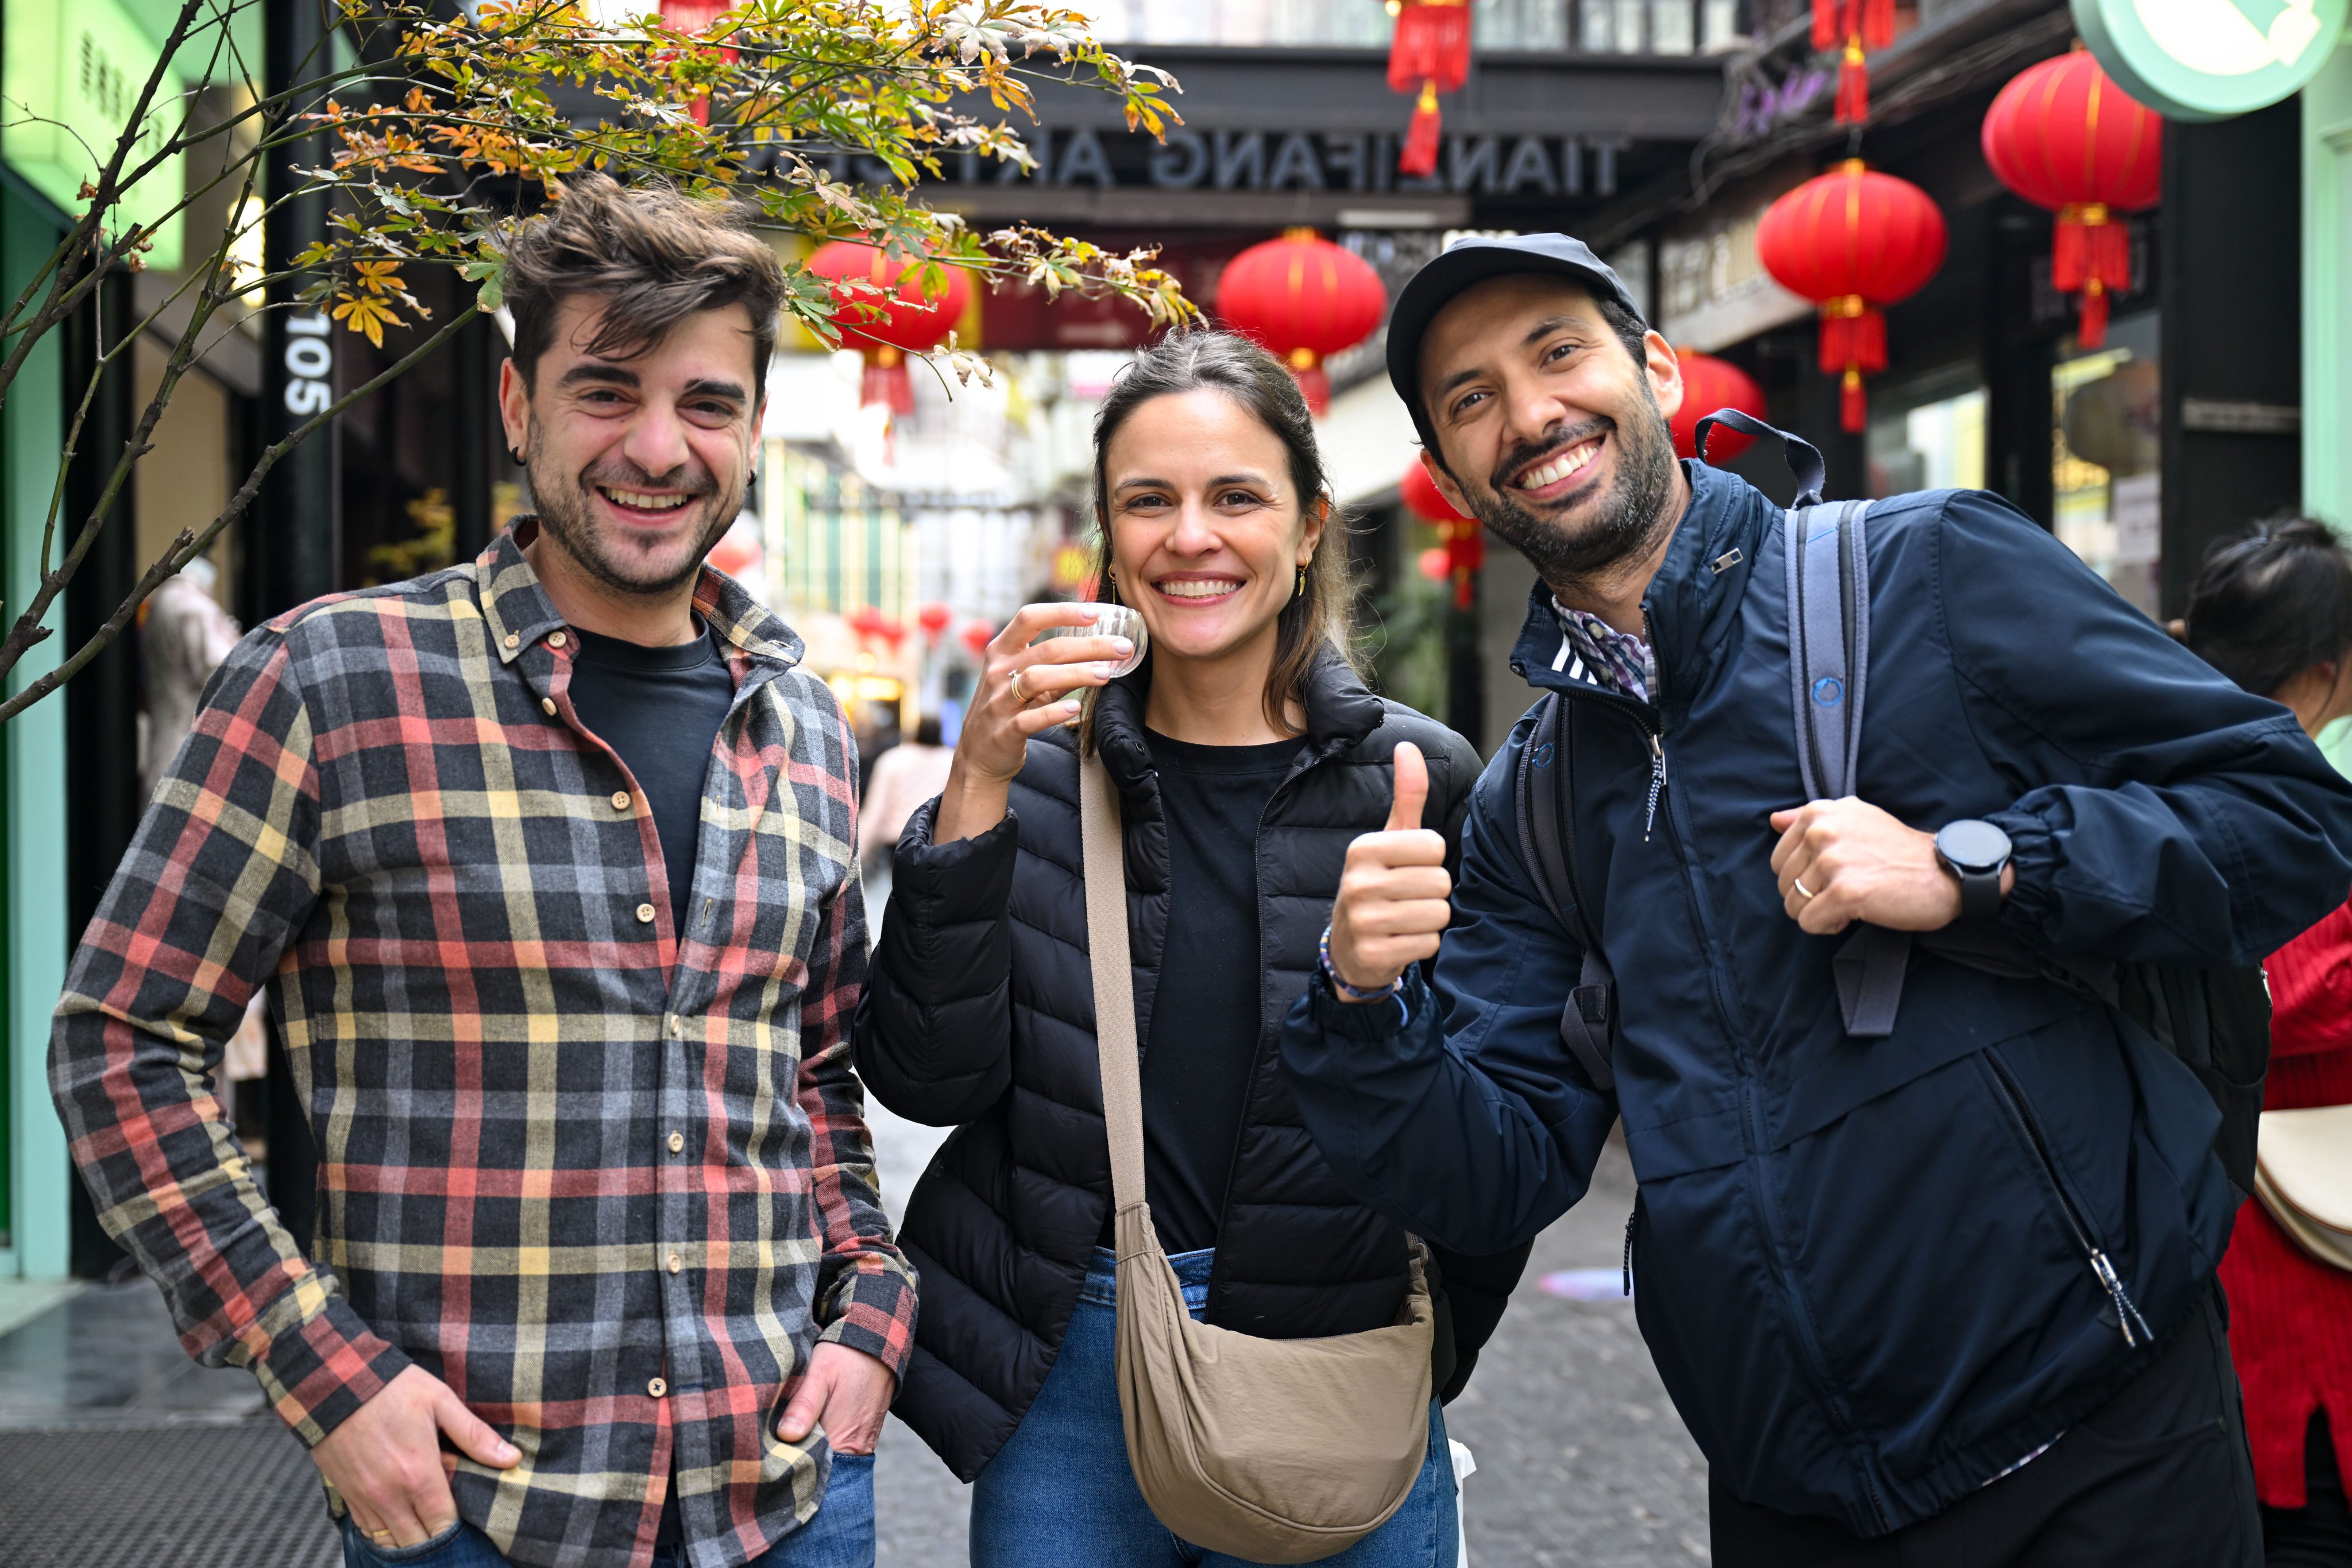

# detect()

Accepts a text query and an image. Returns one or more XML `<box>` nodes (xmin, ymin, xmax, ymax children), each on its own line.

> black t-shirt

<box><xmin>565</xmin><ymin>621</ymin><xmax>733</xmax><ymax>1548</ymax></box>
<box><xmin>1130</xmin><ymin>729</ymin><xmax>1298</xmax><ymax>1256</ymax></box>
<box><xmin>567</xmin><ymin>623</ymin><xmax>736</xmax><ymax>937</ymax></box>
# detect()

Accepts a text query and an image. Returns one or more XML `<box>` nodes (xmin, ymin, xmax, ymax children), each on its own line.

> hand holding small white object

<box><xmin>934</xmin><ymin>603</ymin><xmax>1138</xmax><ymax>845</ymax></box>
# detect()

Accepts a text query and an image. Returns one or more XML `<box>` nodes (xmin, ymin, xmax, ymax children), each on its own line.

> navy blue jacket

<box><xmin>1280</xmin><ymin>461</ymin><xmax>2352</xmax><ymax>1535</ymax></box>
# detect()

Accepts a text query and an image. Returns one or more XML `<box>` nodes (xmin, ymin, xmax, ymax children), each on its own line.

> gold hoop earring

<box><xmin>1105</xmin><ymin>570</ymin><xmax>1120</xmax><ymax>605</ymax></box>
<box><xmin>1295</xmin><ymin>565</ymin><xmax>1308</xmax><ymax>599</ymax></box>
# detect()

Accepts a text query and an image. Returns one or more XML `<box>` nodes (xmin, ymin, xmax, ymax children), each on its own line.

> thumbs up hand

<box><xmin>1326</xmin><ymin>742</ymin><xmax>1454</xmax><ymax>997</ymax></box>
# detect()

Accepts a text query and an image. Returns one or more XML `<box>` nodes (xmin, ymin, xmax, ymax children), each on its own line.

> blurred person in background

<box><xmin>853</xmin><ymin>330</ymin><xmax>1518</xmax><ymax>1566</ymax></box>
<box><xmin>859</xmin><ymin>714</ymin><xmax>953</xmax><ymax>876</ymax></box>
<box><xmin>2184</xmin><ymin>519</ymin><xmax>2352</xmax><ymax>1567</ymax></box>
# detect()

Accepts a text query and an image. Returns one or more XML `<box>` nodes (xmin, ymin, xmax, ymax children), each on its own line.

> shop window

<box><xmin>2050</xmin><ymin>310</ymin><xmax>2160</xmax><ymax>619</ymax></box>
<box><xmin>1865</xmin><ymin>370</ymin><xmax>1986</xmax><ymax>498</ymax></box>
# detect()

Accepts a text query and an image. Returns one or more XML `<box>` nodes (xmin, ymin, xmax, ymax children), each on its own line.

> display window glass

<box><xmin>2050</xmin><ymin>310</ymin><xmax>2161</xmax><ymax>619</ymax></box>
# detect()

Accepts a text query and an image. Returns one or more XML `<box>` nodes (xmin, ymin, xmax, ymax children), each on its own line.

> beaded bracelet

<box><xmin>1319</xmin><ymin>923</ymin><xmax>1404</xmax><ymax>1004</ymax></box>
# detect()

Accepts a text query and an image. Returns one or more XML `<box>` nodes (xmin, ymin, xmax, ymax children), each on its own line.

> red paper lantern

<box><xmin>1982</xmin><ymin>48</ymin><xmax>2161</xmax><ymax>350</ymax></box>
<box><xmin>1397</xmin><ymin>462</ymin><xmax>1481</xmax><ymax>609</ymax></box>
<box><xmin>1215</xmin><ymin>229</ymin><xmax>1388</xmax><ymax>416</ymax></box>
<box><xmin>1756</xmin><ymin>161</ymin><xmax>1947</xmax><ymax>434</ymax></box>
<box><xmin>959</xmin><ymin>619</ymin><xmax>994</xmax><ymax>656</ymax></box>
<box><xmin>1812</xmin><ymin>0</ymin><xmax>1894</xmax><ymax>124</ymax></box>
<box><xmin>917</xmin><ymin>601</ymin><xmax>953</xmax><ymax>640</ymax></box>
<box><xmin>1388</xmin><ymin>0</ymin><xmax>1471</xmax><ymax>178</ymax></box>
<box><xmin>1399</xmin><ymin>460</ymin><xmax>1469</xmax><ymax>524</ymax></box>
<box><xmin>806</xmin><ymin>241</ymin><xmax>972</xmax><ymax>417</ymax></box>
<box><xmin>1671</xmin><ymin>352</ymin><xmax>1767</xmax><ymax>462</ymax></box>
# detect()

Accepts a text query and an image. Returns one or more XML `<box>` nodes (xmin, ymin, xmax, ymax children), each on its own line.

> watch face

<box><xmin>1937</xmin><ymin>818</ymin><xmax>2012</xmax><ymax>874</ymax></box>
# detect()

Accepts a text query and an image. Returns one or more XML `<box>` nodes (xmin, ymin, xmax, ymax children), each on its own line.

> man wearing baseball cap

<box><xmin>1279</xmin><ymin>233</ymin><xmax>2352</xmax><ymax>1564</ymax></box>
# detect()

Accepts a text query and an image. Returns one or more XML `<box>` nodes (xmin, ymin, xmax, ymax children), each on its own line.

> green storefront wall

<box><xmin>2306</xmin><ymin>37</ymin><xmax>2352</xmax><ymax>774</ymax></box>
<box><xmin>0</xmin><ymin>177</ymin><xmax>71</xmax><ymax>1281</ymax></box>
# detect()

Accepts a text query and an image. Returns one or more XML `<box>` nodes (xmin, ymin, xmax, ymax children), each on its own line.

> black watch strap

<box><xmin>1956</xmin><ymin>865</ymin><xmax>2003</xmax><ymax>925</ymax></box>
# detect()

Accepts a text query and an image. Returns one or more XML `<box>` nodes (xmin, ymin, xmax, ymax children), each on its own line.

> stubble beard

<box><xmin>525</xmin><ymin>422</ymin><xmax>740</xmax><ymax>600</ymax></box>
<box><xmin>1459</xmin><ymin>387</ymin><xmax>1681</xmax><ymax>597</ymax></box>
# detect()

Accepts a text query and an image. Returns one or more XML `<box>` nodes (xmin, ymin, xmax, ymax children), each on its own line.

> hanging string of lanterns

<box><xmin>1755</xmin><ymin>161</ymin><xmax>1947</xmax><ymax>433</ymax></box>
<box><xmin>805</xmin><ymin>240</ymin><xmax>972</xmax><ymax>418</ymax></box>
<box><xmin>1386</xmin><ymin>0</ymin><xmax>1472</xmax><ymax>177</ymax></box>
<box><xmin>1400</xmin><ymin>463</ymin><xmax>1482</xmax><ymax>609</ymax></box>
<box><xmin>1215</xmin><ymin>229</ymin><xmax>1389</xmax><ymax>416</ymax></box>
<box><xmin>1980</xmin><ymin>47</ymin><xmax>2161</xmax><ymax>350</ymax></box>
<box><xmin>1669</xmin><ymin>353</ymin><xmax>1767</xmax><ymax>463</ymax></box>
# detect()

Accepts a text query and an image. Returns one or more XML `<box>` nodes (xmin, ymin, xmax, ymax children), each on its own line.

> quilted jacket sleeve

<box><xmin>851</xmin><ymin>796</ymin><xmax>1021</xmax><ymax>1127</ymax></box>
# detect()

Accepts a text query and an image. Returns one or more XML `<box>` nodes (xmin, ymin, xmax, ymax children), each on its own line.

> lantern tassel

<box><xmin>1860</xmin><ymin>0</ymin><xmax>1893</xmax><ymax>49</ymax></box>
<box><xmin>1835</xmin><ymin>38</ymin><xmax>1869</xmax><ymax>125</ymax></box>
<box><xmin>2053</xmin><ymin>204</ymin><xmax>2130</xmax><ymax>350</ymax></box>
<box><xmin>1399</xmin><ymin>80</ymin><xmax>1443</xmax><ymax>177</ymax></box>
<box><xmin>1388</xmin><ymin>0</ymin><xmax>1472</xmax><ymax>94</ymax></box>
<box><xmin>1841</xmin><ymin>368</ymin><xmax>1867</xmax><ymax>434</ymax></box>
<box><xmin>1812</xmin><ymin>0</ymin><xmax>1842</xmax><ymax>53</ymax></box>
<box><xmin>861</xmin><ymin>346</ymin><xmax>915</xmax><ymax>417</ymax></box>
<box><xmin>1292</xmin><ymin>361</ymin><xmax>1333</xmax><ymax>418</ymax></box>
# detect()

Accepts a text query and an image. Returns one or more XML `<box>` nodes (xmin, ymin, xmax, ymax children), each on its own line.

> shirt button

<box><xmin>549</xmin><ymin>631</ymin><xmax>569</xmax><ymax>648</ymax></box>
<box><xmin>667</xmin><ymin>1130</ymin><xmax>686</xmax><ymax>1154</ymax></box>
<box><xmin>611</xmin><ymin>791</ymin><xmax>632</xmax><ymax>811</ymax></box>
<box><xmin>504</xmin><ymin>632</ymin><xmax>520</xmax><ymax>650</ymax></box>
<box><xmin>636</xmin><ymin>903</ymin><xmax>656</xmax><ymax>924</ymax></box>
<box><xmin>648</xmin><ymin>1377</ymin><xmax>668</xmax><ymax>1399</ymax></box>
<box><xmin>540</xmin><ymin>698</ymin><xmax>557</xmax><ymax>716</ymax></box>
<box><xmin>667</xmin><ymin>1252</ymin><xmax>683</xmax><ymax>1275</ymax></box>
<box><xmin>668</xmin><ymin>1015</ymin><xmax>682</xmax><ymax>1037</ymax></box>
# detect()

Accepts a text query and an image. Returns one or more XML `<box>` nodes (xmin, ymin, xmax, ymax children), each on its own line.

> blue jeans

<box><xmin>971</xmin><ymin>1246</ymin><xmax>1457</xmax><ymax>1568</ymax></box>
<box><xmin>338</xmin><ymin>1451</ymin><xmax>874</xmax><ymax>1568</ymax></box>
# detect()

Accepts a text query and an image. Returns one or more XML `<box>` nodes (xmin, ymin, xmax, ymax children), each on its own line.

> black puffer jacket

<box><xmin>854</xmin><ymin>655</ymin><xmax>1523</xmax><ymax>1480</ymax></box>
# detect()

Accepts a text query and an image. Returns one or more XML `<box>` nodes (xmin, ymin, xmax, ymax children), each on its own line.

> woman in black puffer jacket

<box><xmin>853</xmin><ymin>331</ymin><xmax>1520</xmax><ymax>1566</ymax></box>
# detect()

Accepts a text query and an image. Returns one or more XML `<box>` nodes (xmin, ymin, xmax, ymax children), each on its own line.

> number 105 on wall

<box><xmin>283</xmin><ymin>313</ymin><xmax>333</xmax><ymax>415</ymax></box>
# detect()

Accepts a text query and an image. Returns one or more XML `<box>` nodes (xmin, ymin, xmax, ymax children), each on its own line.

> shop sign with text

<box><xmin>2</xmin><ymin>0</ymin><xmax>186</xmax><ymax>268</ymax></box>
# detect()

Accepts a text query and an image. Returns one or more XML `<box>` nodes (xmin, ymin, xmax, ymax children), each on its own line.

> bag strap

<box><xmin>1693</xmin><ymin>409</ymin><xmax>1826</xmax><ymax>507</ymax></box>
<box><xmin>1512</xmin><ymin>693</ymin><xmax>1619</xmax><ymax>1091</ymax></box>
<box><xmin>1785</xmin><ymin>499</ymin><xmax>1873</xmax><ymax>802</ymax></box>
<box><xmin>1080</xmin><ymin>748</ymin><xmax>1149</xmax><ymax>1226</ymax></box>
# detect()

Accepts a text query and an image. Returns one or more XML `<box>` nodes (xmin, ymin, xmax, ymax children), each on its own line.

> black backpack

<box><xmin>1512</xmin><ymin>410</ymin><xmax>2272</xmax><ymax>1194</ymax></box>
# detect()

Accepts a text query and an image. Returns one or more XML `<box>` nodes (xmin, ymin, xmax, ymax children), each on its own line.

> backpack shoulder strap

<box><xmin>1783</xmin><ymin>499</ymin><xmax>1874</xmax><ymax>802</ymax></box>
<box><xmin>1511</xmin><ymin>692</ymin><xmax>1619</xmax><ymax>1091</ymax></box>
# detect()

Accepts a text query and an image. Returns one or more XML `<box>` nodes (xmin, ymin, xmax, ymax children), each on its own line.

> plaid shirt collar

<box><xmin>1552</xmin><ymin>595</ymin><xmax>1658</xmax><ymax>705</ymax></box>
<box><xmin>480</xmin><ymin>519</ymin><xmax>805</xmax><ymax>670</ymax></box>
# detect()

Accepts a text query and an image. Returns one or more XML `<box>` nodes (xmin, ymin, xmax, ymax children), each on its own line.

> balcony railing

<box><xmin>1086</xmin><ymin>0</ymin><xmax>1750</xmax><ymax>55</ymax></box>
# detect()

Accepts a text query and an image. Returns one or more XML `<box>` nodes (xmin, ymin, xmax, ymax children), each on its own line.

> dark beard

<box><xmin>1462</xmin><ymin>391</ymin><xmax>1680</xmax><ymax>593</ymax></box>
<box><xmin>527</xmin><ymin>427</ymin><xmax>737</xmax><ymax>600</ymax></box>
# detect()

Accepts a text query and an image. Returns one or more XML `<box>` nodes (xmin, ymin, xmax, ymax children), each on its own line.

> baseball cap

<box><xmin>1384</xmin><ymin>234</ymin><xmax>1646</xmax><ymax>439</ymax></box>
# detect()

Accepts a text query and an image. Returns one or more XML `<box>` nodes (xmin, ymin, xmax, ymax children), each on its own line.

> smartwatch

<box><xmin>1934</xmin><ymin>819</ymin><xmax>2013</xmax><ymax>925</ymax></box>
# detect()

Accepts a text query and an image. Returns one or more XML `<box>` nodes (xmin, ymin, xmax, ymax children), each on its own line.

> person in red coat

<box><xmin>2185</xmin><ymin>517</ymin><xmax>2352</xmax><ymax>1566</ymax></box>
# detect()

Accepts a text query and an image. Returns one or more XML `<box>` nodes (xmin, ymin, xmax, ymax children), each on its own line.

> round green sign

<box><xmin>2073</xmin><ymin>0</ymin><xmax>2347</xmax><ymax>120</ymax></box>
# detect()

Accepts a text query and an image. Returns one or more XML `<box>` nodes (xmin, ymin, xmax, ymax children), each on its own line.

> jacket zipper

<box><xmin>1982</xmin><ymin>1053</ymin><xmax>2154</xmax><ymax>1346</ymax></box>
<box><xmin>1559</xmin><ymin>673</ymin><xmax>1895</xmax><ymax>1532</ymax></box>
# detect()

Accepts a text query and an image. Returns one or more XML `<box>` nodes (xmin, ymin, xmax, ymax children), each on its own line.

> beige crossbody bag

<box><xmin>2253</xmin><ymin>1104</ymin><xmax>2352</xmax><ymax>1273</ymax></box>
<box><xmin>1079</xmin><ymin>747</ymin><xmax>1435</xmax><ymax>1565</ymax></box>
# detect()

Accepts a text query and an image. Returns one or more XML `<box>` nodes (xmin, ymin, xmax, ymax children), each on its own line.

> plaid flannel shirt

<box><xmin>50</xmin><ymin>524</ymin><xmax>914</xmax><ymax>1568</ymax></box>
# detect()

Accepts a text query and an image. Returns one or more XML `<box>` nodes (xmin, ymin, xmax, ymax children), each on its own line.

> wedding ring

<box><xmin>1008</xmin><ymin>667</ymin><xmax>1026</xmax><ymax>705</ymax></box>
<box><xmin>1791</xmin><ymin>876</ymin><xmax>1816</xmax><ymax>901</ymax></box>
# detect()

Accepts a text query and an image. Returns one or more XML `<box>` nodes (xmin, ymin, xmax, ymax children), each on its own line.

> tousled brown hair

<box><xmin>500</xmin><ymin>173</ymin><xmax>784</xmax><ymax>393</ymax></box>
<box><xmin>1087</xmin><ymin>330</ymin><xmax>1355</xmax><ymax>739</ymax></box>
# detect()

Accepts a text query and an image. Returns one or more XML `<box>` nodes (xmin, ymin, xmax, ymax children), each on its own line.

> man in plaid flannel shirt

<box><xmin>50</xmin><ymin>177</ymin><xmax>911</xmax><ymax>1568</ymax></box>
